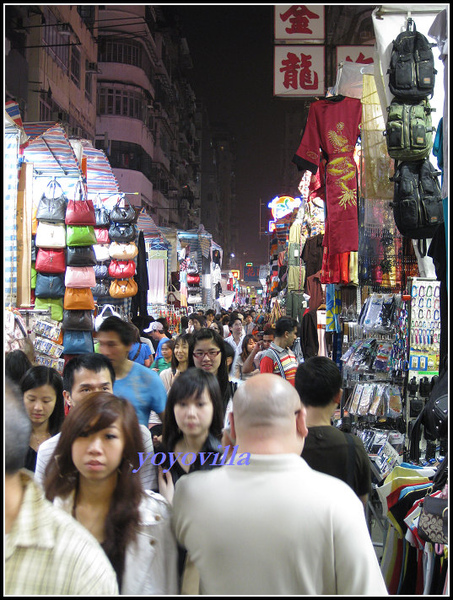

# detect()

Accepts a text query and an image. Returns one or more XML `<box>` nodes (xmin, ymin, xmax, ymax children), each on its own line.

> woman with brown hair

<box><xmin>44</xmin><ymin>392</ymin><xmax>178</xmax><ymax>595</ymax></box>
<box><xmin>233</xmin><ymin>334</ymin><xmax>260</xmax><ymax>381</ymax></box>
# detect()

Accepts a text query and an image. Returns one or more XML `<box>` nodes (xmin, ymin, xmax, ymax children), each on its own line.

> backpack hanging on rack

<box><xmin>389</xmin><ymin>158</ymin><xmax>443</xmax><ymax>240</ymax></box>
<box><xmin>387</xmin><ymin>18</ymin><xmax>437</xmax><ymax>100</ymax></box>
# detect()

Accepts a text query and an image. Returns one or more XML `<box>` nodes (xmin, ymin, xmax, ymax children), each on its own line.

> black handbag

<box><xmin>62</xmin><ymin>309</ymin><xmax>94</xmax><ymax>331</ymax></box>
<box><xmin>36</xmin><ymin>179</ymin><xmax>67</xmax><ymax>223</ymax></box>
<box><xmin>108</xmin><ymin>223</ymin><xmax>137</xmax><ymax>243</ymax></box>
<box><xmin>66</xmin><ymin>245</ymin><xmax>97</xmax><ymax>267</ymax></box>
<box><xmin>91</xmin><ymin>279</ymin><xmax>111</xmax><ymax>298</ymax></box>
<box><xmin>94</xmin><ymin>263</ymin><xmax>109</xmax><ymax>279</ymax></box>
<box><xmin>95</xmin><ymin>195</ymin><xmax>111</xmax><ymax>227</ymax></box>
<box><xmin>35</xmin><ymin>273</ymin><xmax>65</xmax><ymax>299</ymax></box>
<box><xmin>109</xmin><ymin>199</ymin><xmax>136</xmax><ymax>224</ymax></box>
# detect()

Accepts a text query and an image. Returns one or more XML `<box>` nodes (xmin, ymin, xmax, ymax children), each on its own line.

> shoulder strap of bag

<box><xmin>132</xmin><ymin>342</ymin><xmax>142</xmax><ymax>361</ymax></box>
<box><xmin>268</xmin><ymin>347</ymin><xmax>286</xmax><ymax>379</ymax></box>
<box><xmin>344</xmin><ymin>432</ymin><xmax>356</xmax><ymax>489</ymax></box>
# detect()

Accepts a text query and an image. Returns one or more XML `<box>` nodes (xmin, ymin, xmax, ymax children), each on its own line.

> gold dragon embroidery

<box><xmin>326</xmin><ymin>122</ymin><xmax>357</xmax><ymax>209</ymax></box>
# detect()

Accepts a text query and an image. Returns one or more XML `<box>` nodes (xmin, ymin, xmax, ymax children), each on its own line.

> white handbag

<box><xmin>93</xmin><ymin>244</ymin><xmax>111</xmax><ymax>262</ymax></box>
<box><xmin>109</xmin><ymin>241</ymin><xmax>139</xmax><ymax>260</ymax></box>
<box><xmin>94</xmin><ymin>304</ymin><xmax>122</xmax><ymax>331</ymax></box>
<box><xmin>35</xmin><ymin>222</ymin><xmax>66</xmax><ymax>248</ymax></box>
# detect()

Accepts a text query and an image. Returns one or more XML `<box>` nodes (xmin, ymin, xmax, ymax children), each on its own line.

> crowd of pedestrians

<box><xmin>5</xmin><ymin>305</ymin><xmax>387</xmax><ymax>595</ymax></box>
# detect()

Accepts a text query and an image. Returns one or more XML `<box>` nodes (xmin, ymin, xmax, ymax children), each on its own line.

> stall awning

<box><xmin>136</xmin><ymin>208</ymin><xmax>169</xmax><ymax>247</ymax></box>
<box><xmin>22</xmin><ymin>122</ymin><xmax>82</xmax><ymax>178</ymax></box>
<box><xmin>79</xmin><ymin>140</ymin><xmax>121</xmax><ymax>199</ymax></box>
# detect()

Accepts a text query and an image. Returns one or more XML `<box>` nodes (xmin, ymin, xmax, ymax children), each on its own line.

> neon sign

<box><xmin>268</xmin><ymin>195</ymin><xmax>302</xmax><ymax>231</ymax></box>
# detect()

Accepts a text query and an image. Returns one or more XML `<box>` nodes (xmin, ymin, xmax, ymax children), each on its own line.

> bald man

<box><xmin>173</xmin><ymin>374</ymin><xmax>388</xmax><ymax>596</ymax></box>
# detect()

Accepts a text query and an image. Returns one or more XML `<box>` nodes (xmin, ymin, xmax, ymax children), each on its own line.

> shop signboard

<box><xmin>336</xmin><ymin>46</ymin><xmax>374</xmax><ymax>68</ymax></box>
<box><xmin>274</xmin><ymin>45</ymin><xmax>325</xmax><ymax>97</ymax></box>
<box><xmin>243</xmin><ymin>264</ymin><xmax>260</xmax><ymax>283</ymax></box>
<box><xmin>274</xmin><ymin>5</ymin><xmax>325</xmax><ymax>42</ymax></box>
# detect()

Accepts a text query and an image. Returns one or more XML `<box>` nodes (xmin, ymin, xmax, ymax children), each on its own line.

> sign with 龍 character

<box><xmin>274</xmin><ymin>45</ymin><xmax>324</xmax><ymax>96</ymax></box>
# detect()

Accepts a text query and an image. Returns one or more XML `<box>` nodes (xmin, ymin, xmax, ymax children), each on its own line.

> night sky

<box><xmin>174</xmin><ymin>5</ymin><xmax>293</xmax><ymax>266</ymax></box>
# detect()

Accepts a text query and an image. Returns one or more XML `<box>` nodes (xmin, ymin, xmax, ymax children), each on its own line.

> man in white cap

<box><xmin>145</xmin><ymin>321</ymin><xmax>168</xmax><ymax>366</ymax></box>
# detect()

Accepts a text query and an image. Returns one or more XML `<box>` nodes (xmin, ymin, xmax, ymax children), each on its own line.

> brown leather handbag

<box><xmin>64</xmin><ymin>287</ymin><xmax>95</xmax><ymax>310</ymax></box>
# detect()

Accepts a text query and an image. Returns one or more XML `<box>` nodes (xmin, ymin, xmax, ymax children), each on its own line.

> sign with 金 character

<box><xmin>274</xmin><ymin>5</ymin><xmax>325</xmax><ymax>42</ymax></box>
<box><xmin>231</xmin><ymin>270</ymin><xmax>240</xmax><ymax>280</ymax></box>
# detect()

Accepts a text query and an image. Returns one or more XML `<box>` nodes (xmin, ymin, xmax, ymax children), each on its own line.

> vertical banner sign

<box><xmin>274</xmin><ymin>5</ymin><xmax>325</xmax><ymax>42</ymax></box>
<box><xmin>274</xmin><ymin>45</ymin><xmax>324</xmax><ymax>96</ymax></box>
<box><xmin>336</xmin><ymin>46</ymin><xmax>374</xmax><ymax>68</ymax></box>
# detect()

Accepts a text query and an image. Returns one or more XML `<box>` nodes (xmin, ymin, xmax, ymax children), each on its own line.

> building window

<box><xmin>41</xmin><ymin>8</ymin><xmax>69</xmax><ymax>72</ymax></box>
<box><xmin>98</xmin><ymin>87</ymin><xmax>144</xmax><ymax>121</ymax></box>
<box><xmin>71</xmin><ymin>46</ymin><xmax>81</xmax><ymax>87</ymax></box>
<box><xmin>99</xmin><ymin>38</ymin><xmax>155</xmax><ymax>81</ymax></box>
<box><xmin>102</xmin><ymin>140</ymin><xmax>153</xmax><ymax>181</ymax></box>
<box><xmin>85</xmin><ymin>71</ymin><xmax>93</xmax><ymax>102</ymax></box>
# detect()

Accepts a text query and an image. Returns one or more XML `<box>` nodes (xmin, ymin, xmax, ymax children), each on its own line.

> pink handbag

<box><xmin>94</xmin><ymin>227</ymin><xmax>110</xmax><ymax>244</ymax></box>
<box><xmin>65</xmin><ymin>266</ymin><xmax>96</xmax><ymax>289</ymax></box>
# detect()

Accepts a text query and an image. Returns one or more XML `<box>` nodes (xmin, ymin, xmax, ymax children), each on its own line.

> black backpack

<box><xmin>384</xmin><ymin>98</ymin><xmax>434</xmax><ymax>162</ymax></box>
<box><xmin>389</xmin><ymin>159</ymin><xmax>443</xmax><ymax>240</ymax></box>
<box><xmin>387</xmin><ymin>18</ymin><xmax>437</xmax><ymax>100</ymax></box>
<box><xmin>409</xmin><ymin>366</ymin><xmax>448</xmax><ymax>462</ymax></box>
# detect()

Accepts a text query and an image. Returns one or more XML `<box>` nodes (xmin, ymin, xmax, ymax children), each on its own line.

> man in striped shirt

<box><xmin>260</xmin><ymin>317</ymin><xmax>299</xmax><ymax>386</ymax></box>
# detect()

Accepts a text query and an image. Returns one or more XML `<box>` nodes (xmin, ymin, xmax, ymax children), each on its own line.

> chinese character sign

<box><xmin>274</xmin><ymin>45</ymin><xmax>324</xmax><ymax>96</ymax></box>
<box><xmin>243</xmin><ymin>265</ymin><xmax>259</xmax><ymax>282</ymax></box>
<box><xmin>275</xmin><ymin>5</ymin><xmax>325</xmax><ymax>41</ymax></box>
<box><xmin>336</xmin><ymin>46</ymin><xmax>374</xmax><ymax>67</ymax></box>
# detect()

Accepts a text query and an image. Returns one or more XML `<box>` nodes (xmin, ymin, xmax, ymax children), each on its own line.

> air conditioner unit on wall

<box><xmin>86</xmin><ymin>62</ymin><xmax>98</xmax><ymax>73</ymax></box>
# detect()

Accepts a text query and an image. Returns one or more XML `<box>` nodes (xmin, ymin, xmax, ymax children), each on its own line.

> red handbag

<box><xmin>35</xmin><ymin>248</ymin><xmax>66</xmax><ymax>274</ymax></box>
<box><xmin>65</xmin><ymin>180</ymin><xmax>96</xmax><ymax>226</ymax></box>
<box><xmin>108</xmin><ymin>259</ymin><xmax>136</xmax><ymax>279</ymax></box>
<box><xmin>94</xmin><ymin>227</ymin><xmax>110</xmax><ymax>244</ymax></box>
<box><xmin>187</xmin><ymin>274</ymin><xmax>200</xmax><ymax>284</ymax></box>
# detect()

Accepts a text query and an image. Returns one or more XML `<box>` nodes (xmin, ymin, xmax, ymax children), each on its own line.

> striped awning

<box><xmin>136</xmin><ymin>208</ymin><xmax>169</xmax><ymax>244</ymax></box>
<box><xmin>79</xmin><ymin>140</ymin><xmax>121</xmax><ymax>200</ymax></box>
<box><xmin>22</xmin><ymin>122</ymin><xmax>82</xmax><ymax>178</ymax></box>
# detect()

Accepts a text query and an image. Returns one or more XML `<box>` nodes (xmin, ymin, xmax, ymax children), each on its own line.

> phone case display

<box><xmin>408</xmin><ymin>278</ymin><xmax>441</xmax><ymax>375</ymax></box>
<box><xmin>345</xmin><ymin>382</ymin><xmax>403</xmax><ymax>418</ymax></box>
<box><xmin>358</xmin><ymin>429</ymin><xmax>404</xmax><ymax>482</ymax></box>
<box><xmin>32</xmin><ymin>318</ymin><xmax>65</xmax><ymax>373</ymax></box>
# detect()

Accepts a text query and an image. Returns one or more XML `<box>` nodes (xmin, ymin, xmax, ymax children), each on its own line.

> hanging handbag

<box><xmin>94</xmin><ymin>227</ymin><xmax>110</xmax><ymax>244</ymax></box>
<box><xmin>62</xmin><ymin>309</ymin><xmax>94</xmax><ymax>331</ymax></box>
<box><xmin>418</xmin><ymin>495</ymin><xmax>448</xmax><ymax>545</ymax></box>
<box><xmin>30</xmin><ymin>265</ymin><xmax>37</xmax><ymax>289</ymax></box>
<box><xmin>94</xmin><ymin>304</ymin><xmax>123</xmax><ymax>331</ymax></box>
<box><xmin>91</xmin><ymin>279</ymin><xmax>111</xmax><ymax>299</ymax></box>
<box><xmin>63</xmin><ymin>330</ymin><xmax>94</xmax><ymax>354</ymax></box>
<box><xmin>109</xmin><ymin>278</ymin><xmax>138</xmax><ymax>299</ymax></box>
<box><xmin>93</xmin><ymin>244</ymin><xmax>111</xmax><ymax>262</ymax></box>
<box><xmin>66</xmin><ymin>245</ymin><xmax>97</xmax><ymax>267</ymax></box>
<box><xmin>109</xmin><ymin>241</ymin><xmax>139</xmax><ymax>260</ymax></box>
<box><xmin>64</xmin><ymin>287</ymin><xmax>95</xmax><ymax>310</ymax></box>
<box><xmin>35</xmin><ymin>248</ymin><xmax>66</xmax><ymax>273</ymax></box>
<box><xmin>66</xmin><ymin>225</ymin><xmax>97</xmax><ymax>247</ymax></box>
<box><xmin>108</xmin><ymin>222</ymin><xmax>137</xmax><ymax>243</ymax></box>
<box><xmin>94</xmin><ymin>263</ymin><xmax>109</xmax><ymax>279</ymax></box>
<box><xmin>65</xmin><ymin>266</ymin><xmax>96</xmax><ymax>289</ymax></box>
<box><xmin>35</xmin><ymin>273</ymin><xmax>65</xmax><ymax>299</ymax></box>
<box><xmin>109</xmin><ymin>198</ymin><xmax>137</xmax><ymax>224</ymax></box>
<box><xmin>35</xmin><ymin>222</ymin><xmax>66</xmax><ymax>248</ymax></box>
<box><xmin>65</xmin><ymin>180</ymin><xmax>96</xmax><ymax>226</ymax></box>
<box><xmin>31</xmin><ymin>237</ymin><xmax>37</xmax><ymax>262</ymax></box>
<box><xmin>187</xmin><ymin>274</ymin><xmax>201</xmax><ymax>285</ymax></box>
<box><xmin>108</xmin><ymin>259</ymin><xmax>136</xmax><ymax>279</ymax></box>
<box><xmin>32</xmin><ymin>204</ymin><xmax>38</xmax><ymax>236</ymax></box>
<box><xmin>94</xmin><ymin>196</ymin><xmax>111</xmax><ymax>227</ymax></box>
<box><xmin>34</xmin><ymin>297</ymin><xmax>64</xmax><ymax>322</ymax></box>
<box><xmin>36</xmin><ymin>179</ymin><xmax>67</xmax><ymax>223</ymax></box>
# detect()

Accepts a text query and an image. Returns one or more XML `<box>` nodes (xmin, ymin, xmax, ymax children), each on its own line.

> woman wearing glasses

<box><xmin>189</xmin><ymin>328</ymin><xmax>232</xmax><ymax>415</ymax></box>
